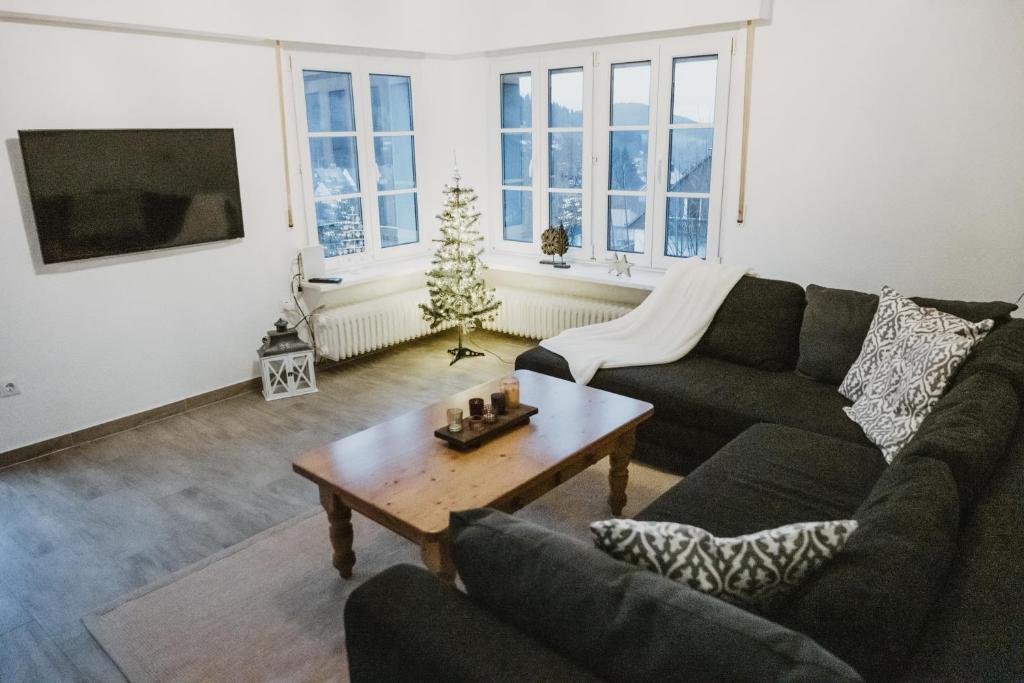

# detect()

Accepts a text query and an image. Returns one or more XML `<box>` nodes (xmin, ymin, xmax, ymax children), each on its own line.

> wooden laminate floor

<box><xmin>0</xmin><ymin>331</ymin><xmax>534</xmax><ymax>682</ymax></box>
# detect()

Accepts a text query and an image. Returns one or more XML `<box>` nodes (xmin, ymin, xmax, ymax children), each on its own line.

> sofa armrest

<box><xmin>344</xmin><ymin>564</ymin><xmax>605</xmax><ymax>683</ymax></box>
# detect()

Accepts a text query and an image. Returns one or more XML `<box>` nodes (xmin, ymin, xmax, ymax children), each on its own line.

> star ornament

<box><xmin>606</xmin><ymin>253</ymin><xmax>633</xmax><ymax>277</ymax></box>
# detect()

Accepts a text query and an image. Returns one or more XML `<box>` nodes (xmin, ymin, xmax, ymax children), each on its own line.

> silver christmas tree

<box><xmin>419</xmin><ymin>166</ymin><xmax>501</xmax><ymax>364</ymax></box>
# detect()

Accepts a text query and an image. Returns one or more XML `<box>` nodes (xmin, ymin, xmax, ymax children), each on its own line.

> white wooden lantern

<box><xmin>258</xmin><ymin>319</ymin><xmax>318</xmax><ymax>401</ymax></box>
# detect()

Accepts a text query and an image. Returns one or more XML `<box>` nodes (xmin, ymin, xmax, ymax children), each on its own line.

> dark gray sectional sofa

<box><xmin>345</xmin><ymin>277</ymin><xmax>1024</xmax><ymax>682</ymax></box>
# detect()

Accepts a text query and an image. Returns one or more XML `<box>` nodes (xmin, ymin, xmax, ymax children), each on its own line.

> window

<box><xmin>500</xmin><ymin>72</ymin><xmax>533</xmax><ymax>243</ymax></box>
<box><xmin>302</xmin><ymin>70</ymin><xmax>365</xmax><ymax>258</ymax></box>
<box><xmin>294</xmin><ymin>56</ymin><xmax>423</xmax><ymax>265</ymax></box>
<box><xmin>606</xmin><ymin>61</ymin><xmax>652</xmax><ymax>254</ymax></box>
<box><xmin>546</xmin><ymin>67</ymin><xmax>584</xmax><ymax>248</ymax></box>
<box><xmin>370</xmin><ymin>74</ymin><xmax>419</xmax><ymax>248</ymax></box>
<box><xmin>664</xmin><ymin>56</ymin><xmax>717</xmax><ymax>260</ymax></box>
<box><xmin>490</xmin><ymin>35</ymin><xmax>731</xmax><ymax>268</ymax></box>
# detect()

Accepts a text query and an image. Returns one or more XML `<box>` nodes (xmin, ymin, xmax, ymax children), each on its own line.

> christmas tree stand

<box><xmin>448</xmin><ymin>330</ymin><xmax>484</xmax><ymax>365</ymax></box>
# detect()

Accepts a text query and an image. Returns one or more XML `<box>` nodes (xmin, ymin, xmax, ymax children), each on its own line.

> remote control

<box><xmin>307</xmin><ymin>277</ymin><xmax>343</xmax><ymax>284</ymax></box>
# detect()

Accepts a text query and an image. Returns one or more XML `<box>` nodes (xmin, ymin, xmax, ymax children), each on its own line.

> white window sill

<box><xmin>302</xmin><ymin>252</ymin><xmax>665</xmax><ymax>295</ymax></box>
<box><xmin>485</xmin><ymin>252</ymin><xmax>663</xmax><ymax>291</ymax></box>
<box><xmin>302</xmin><ymin>255</ymin><xmax>432</xmax><ymax>293</ymax></box>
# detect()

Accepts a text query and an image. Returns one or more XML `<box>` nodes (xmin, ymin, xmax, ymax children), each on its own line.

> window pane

<box><xmin>370</xmin><ymin>74</ymin><xmax>414</xmax><ymax>132</ymax></box>
<box><xmin>303</xmin><ymin>70</ymin><xmax>355</xmax><ymax>133</ymax></box>
<box><xmin>671</xmin><ymin>56</ymin><xmax>717</xmax><ymax>124</ymax></box>
<box><xmin>501</xmin><ymin>72</ymin><xmax>532</xmax><ymax>128</ymax></box>
<box><xmin>309</xmin><ymin>137</ymin><xmax>360</xmax><ymax>196</ymax></box>
<box><xmin>668</xmin><ymin>128</ymin><xmax>713</xmax><ymax>193</ymax></box>
<box><xmin>315</xmin><ymin>197</ymin><xmax>364</xmax><ymax>257</ymax></box>
<box><xmin>610</xmin><ymin>62</ymin><xmax>650</xmax><ymax>126</ymax></box>
<box><xmin>378</xmin><ymin>192</ymin><xmax>419</xmax><ymax>248</ymax></box>
<box><xmin>607</xmin><ymin>196</ymin><xmax>645</xmax><ymax>254</ymax></box>
<box><xmin>502</xmin><ymin>190</ymin><xmax>532</xmax><ymax>242</ymax></box>
<box><xmin>501</xmin><ymin>133</ymin><xmax>532</xmax><ymax>186</ymax></box>
<box><xmin>549</xmin><ymin>192</ymin><xmax>583</xmax><ymax>248</ymax></box>
<box><xmin>549</xmin><ymin>67</ymin><xmax>583</xmax><ymax>128</ymax></box>
<box><xmin>608</xmin><ymin>131</ymin><xmax>648</xmax><ymax>191</ymax></box>
<box><xmin>665</xmin><ymin>197</ymin><xmax>708</xmax><ymax>258</ymax></box>
<box><xmin>548</xmin><ymin>132</ymin><xmax>582</xmax><ymax>189</ymax></box>
<box><xmin>374</xmin><ymin>135</ymin><xmax>417</xmax><ymax>191</ymax></box>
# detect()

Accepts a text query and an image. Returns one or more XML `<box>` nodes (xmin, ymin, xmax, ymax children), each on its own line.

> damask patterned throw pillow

<box><xmin>590</xmin><ymin>518</ymin><xmax>858</xmax><ymax>607</ymax></box>
<box><xmin>839</xmin><ymin>286</ymin><xmax>991</xmax><ymax>402</ymax></box>
<box><xmin>844</xmin><ymin>311</ymin><xmax>994</xmax><ymax>463</ymax></box>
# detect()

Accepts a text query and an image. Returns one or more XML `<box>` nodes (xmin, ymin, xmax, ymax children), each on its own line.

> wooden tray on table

<box><xmin>434</xmin><ymin>403</ymin><xmax>539</xmax><ymax>449</ymax></box>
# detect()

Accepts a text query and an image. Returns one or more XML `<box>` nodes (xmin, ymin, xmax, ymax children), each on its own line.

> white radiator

<box><xmin>484</xmin><ymin>287</ymin><xmax>634</xmax><ymax>340</ymax></box>
<box><xmin>312</xmin><ymin>287</ymin><xmax>633</xmax><ymax>361</ymax></box>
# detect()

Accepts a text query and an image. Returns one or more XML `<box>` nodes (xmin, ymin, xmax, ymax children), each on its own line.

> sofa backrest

<box><xmin>771</xmin><ymin>456</ymin><xmax>961</xmax><ymax>681</ymax></box>
<box><xmin>796</xmin><ymin>285</ymin><xmax>1018</xmax><ymax>385</ymax></box>
<box><xmin>902</xmin><ymin>420</ymin><xmax>1024</xmax><ymax>682</ymax></box>
<box><xmin>900</xmin><ymin>371</ymin><xmax>1020</xmax><ymax>509</ymax></box>
<box><xmin>694</xmin><ymin>275</ymin><xmax>806</xmax><ymax>371</ymax></box>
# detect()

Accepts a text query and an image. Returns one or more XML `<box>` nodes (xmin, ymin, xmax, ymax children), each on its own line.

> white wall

<box><xmin>719</xmin><ymin>0</ymin><xmax>1024</xmax><ymax>300</ymax></box>
<box><xmin>0</xmin><ymin>0</ymin><xmax>767</xmax><ymax>55</ymax></box>
<box><xmin>0</xmin><ymin>21</ymin><xmax>302</xmax><ymax>452</ymax></box>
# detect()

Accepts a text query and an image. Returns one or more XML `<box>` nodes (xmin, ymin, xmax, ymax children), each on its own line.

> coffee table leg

<box><xmin>319</xmin><ymin>488</ymin><xmax>356</xmax><ymax>579</ymax></box>
<box><xmin>608</xmin><ymin>429</ymin><xmax>635</xmax><ymax>516</ymax></box>
<box><xmin>421</xmin><ymin>534</ymin><xmax>456</xmax><ymax>584</ymax></box>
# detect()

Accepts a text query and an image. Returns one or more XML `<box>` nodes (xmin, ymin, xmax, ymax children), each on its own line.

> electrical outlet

<box><xmin>1</xmin><ymin>380</ymin><xmax>20</xmax><ymax>398</ymax></box>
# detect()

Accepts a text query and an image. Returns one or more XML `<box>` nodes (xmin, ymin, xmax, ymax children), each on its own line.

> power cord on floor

<box><xmin>466</xmin><ymin>334</ymin><xmax>514</xmax><ymax>365</ymax></box>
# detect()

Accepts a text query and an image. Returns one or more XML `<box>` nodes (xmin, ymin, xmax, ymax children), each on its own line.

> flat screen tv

<box><xmin>18</xmin><ymin>128</ymin><xmax>244</xmax><ymax>263</ymax></box>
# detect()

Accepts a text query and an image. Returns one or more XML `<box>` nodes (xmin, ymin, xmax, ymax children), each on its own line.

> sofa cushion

<box><xmin>636</xmin><ymin>424</ymin><xmax>886</xmax><ymax>536</ymax></box>
<box><xmin>839</xmin><ymin>286</ymin><xmax>993</xmax><ymax>403</ymax></box>
<box><xmin>797</xmin><ymin>285</ymin><xmax>880</xmax><ymax>384</ymax></box>
<box><xmin>771</xmin><ymin>457</ymin><xmax>960</xmax><ymax>682</ymax></box>
<box><xmin>450</xmin><ymin>508</ymin><xmax>864</xmax><ymax>683</ymax></box>
<box><xmin>344</xmin><ymin>564</ymin><xmax>605</xmax><ymax>683</ymax></box>
<box><xmin>845</xmin><ymin>312</ymin><xmax>993</xmax><ymax>463</ymax></box>
<box><xmin>956</xmin><ymin>318</ymin><xmax>1024</xmax><ymax>393</ymax></box>
<box><xmin>911</xmin><ymin>296</ymin><xmax>1017</xmax><ymax>323</ymax></box>
<box><xmin>798</xmin><ymin>285</ymin><xmax>1016</xmax><ymax>387</ymax></box>
<box><xmin>902</xmin><ymin>424</ymin><xmax>1024</xmax><ymax>682</ymax></box>
<box><xmin>596</xmin><ymin>356</ymin><xmax>872</xmax><ymax>446</ymax></box>
<box><xmin>693</xmin><ymin>275</ymin><xmax>807</xmax><ymax>370</ymax></box>
<box><xmin>591</xmin><ymin>518</ymin><xmax>858</xmax><ymax>607</ymax></box>
<box><xmin>899</xmin><ymin>371</ymin><xmax>1019</xmax><ymax>508</ymax></box>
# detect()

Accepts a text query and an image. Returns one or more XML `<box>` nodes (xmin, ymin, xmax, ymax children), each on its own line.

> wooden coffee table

<box><xmin>292</xmin><ymin>369</ymin><xmax>653</xmax><ymax>582</ymax></box>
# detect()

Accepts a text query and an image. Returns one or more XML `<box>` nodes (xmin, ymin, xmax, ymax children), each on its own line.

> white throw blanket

<box><xmin>540</xmin><ymin>259</ymin><xmax>750</xmax><ymax>384</ymax></box>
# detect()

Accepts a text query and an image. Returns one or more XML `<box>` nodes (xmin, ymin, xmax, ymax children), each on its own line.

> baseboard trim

<box><xmin>0</xmin><ymin>331</ymin><xmax>455</xmax><ymax>471</ymax></box>
<box><xmin>0</xmin><ymin>377</ymin><xmax>261</xmax><ymax>471</ymax></box>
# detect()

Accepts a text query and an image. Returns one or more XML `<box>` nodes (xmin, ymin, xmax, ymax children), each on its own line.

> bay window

<box><xmin>490</xmin><ymin>33</ymin><xmax>732</xmax><ymax>268</ymax></box>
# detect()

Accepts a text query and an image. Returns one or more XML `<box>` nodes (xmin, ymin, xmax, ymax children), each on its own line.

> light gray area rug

<box><xmin>85</xmin><ymin>463</ymin><xmax>679</xmax><ymax>682</ymax></box>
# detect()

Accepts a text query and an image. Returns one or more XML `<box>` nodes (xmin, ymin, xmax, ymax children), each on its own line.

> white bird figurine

<box><xmin>606</xmin><ymin>253</ymin><xmax>633</xmax><ymax>277</ymax></box>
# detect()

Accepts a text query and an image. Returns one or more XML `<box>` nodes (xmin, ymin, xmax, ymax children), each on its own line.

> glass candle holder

<box><xmin>490</xmin><ymin>392</ymin><xmax>507</xmax><ymax>415</ymax></box>
<box><xmin>447</xmin><ymin>408</ymin><xmax>464</xmax><ymax>432</ymax></box>
<box><xmin>468</xmin><ymin>415</ymin><xmax>485</xmax><ymax>431</ymax></box>
<box><xmin>483</xmin><ymin>405</ymin><xmax>497</xmax><ymax>424</ymax></box>
<box><xmin>500</xmin><ymin>376</ymin><xmax>521</xmax><ymax>409</ymax></box>
<box><xmin>468</xmin><ymin>397</ymin><xmax>485</xmax><ymax>417</ymax></box>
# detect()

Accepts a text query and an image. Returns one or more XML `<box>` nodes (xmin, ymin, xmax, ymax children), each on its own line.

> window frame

<box><xmin>540</xmin><ymin>55</ymin><xmax>593</xmax><ymax>260</ymax></box>
<box><xmin>487</xmin><ymin>49</ymin><xmax>593</xmax><ymax>257</ymax></box>
<box><xmin>489</xmin><ymin>56</ymin><xmax>541</xmax><ymax>255</ymax></box>
<box><xmin>593</xmin><ymin>42</ymin><xmax>663</xmax><ymax>264</ymax></box>
<box><xmin>650</xmin><ymin>34</ymin><xmax>733</xmax><ymax>269</ymax></box>
<box><xmin>291</xmin><ymin>52</ymin><xmax>426</xmax><ymax>269</ymax></box>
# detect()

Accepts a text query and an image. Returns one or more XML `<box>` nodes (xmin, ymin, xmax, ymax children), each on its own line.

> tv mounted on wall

<box><xmin>18</xmin><ymin>128</ymin><xmax>244</xmax><ymax>263</ymax></box>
